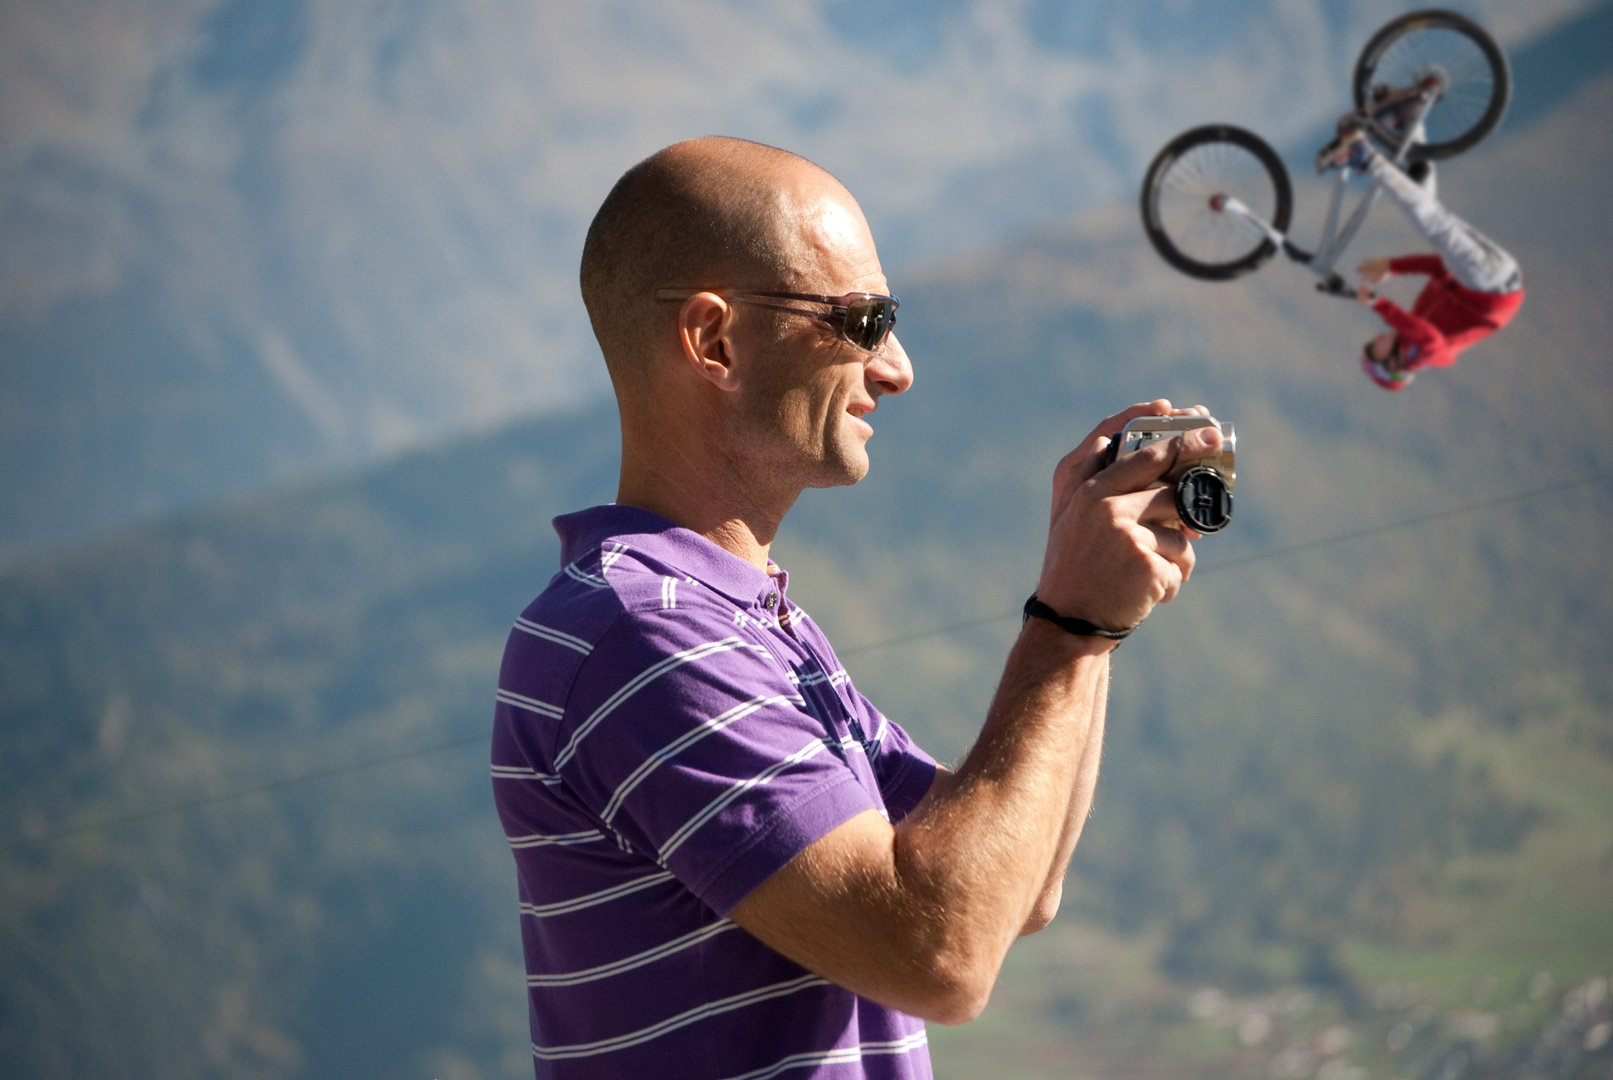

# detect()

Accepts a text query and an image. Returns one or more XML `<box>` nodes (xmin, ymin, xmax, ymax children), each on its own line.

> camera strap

<box><xmin>1022</xmin><ymin>595</ymin><xmax>1134</xmax><ymax>641</ymax></box>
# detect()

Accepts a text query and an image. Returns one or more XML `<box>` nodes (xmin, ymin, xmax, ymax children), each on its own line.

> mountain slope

<box><xmin>3</xmin><ymin>55</ymin><xmax>1612</xmax><ymax>1080</ymax></box>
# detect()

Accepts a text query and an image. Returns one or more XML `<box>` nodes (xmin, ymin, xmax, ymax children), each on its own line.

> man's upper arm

<box><xmin>728</xmin><ymin>766</ymin><xmax>965</xmax><ymax>1020</ymax></box>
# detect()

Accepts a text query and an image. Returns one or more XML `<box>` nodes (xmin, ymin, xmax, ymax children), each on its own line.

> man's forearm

<box><xmin>886</xmin><ymin>620</ymin><xmax>1113</xmax><ymax>1006</ymax></box>
<box><xmin>1021</xmin><ymin>660</ymin><xmax>1108</xmax><ymax>933</ymax></box>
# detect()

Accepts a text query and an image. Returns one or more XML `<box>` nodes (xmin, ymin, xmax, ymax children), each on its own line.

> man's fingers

<box><xmin>1105</xmin><ymin>485</ymin><xmax>1202</xmax><ymax>543</ymax></box>
<box><xmin>1054</xmin><ymin>401</ymin><xmax>1171</xmax><ymax>501</ymax></box>
<box><xmin>1058</xmin><ymin>401</ymin><xmax>1219</xmax><ymax>492</ymax></box>
<box><xmin>1149</xmin><ymin>517</ymin><xmax>1197</xmax><ymax>597</ymax></box>
<box><xmin>1073</xmin><ymin>400</ymin><xmax>1213</xmax><ymax>459</ymax></box>
<box><xmin>1092</xmin><ymin>427</ymin><xmax>1222</xmax><ymax>495</ymax></box>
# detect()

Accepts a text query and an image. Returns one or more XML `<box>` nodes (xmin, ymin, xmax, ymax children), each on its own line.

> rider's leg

<box><xmin>1363</xmin><ymin>149</ymin><xmax>1521</xmax><ymax>293</ymax></box>
<box><xmin>1401</xmin><ymin>117</ymin><xmax>1436</xmax><ymax>197</ymax></box>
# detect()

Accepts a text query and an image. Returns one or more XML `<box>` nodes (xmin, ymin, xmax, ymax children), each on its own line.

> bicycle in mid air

<box><xmin>1138</xmin><ymin>9</ymin><xmax>1510</xmax><ymax>296</ymax></box>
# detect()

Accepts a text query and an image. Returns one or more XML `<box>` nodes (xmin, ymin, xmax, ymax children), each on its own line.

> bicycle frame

<box><xmin>1213</xmin><ymin>88</ymin><xmax>1437</xmax><ymax>297</ymax></box>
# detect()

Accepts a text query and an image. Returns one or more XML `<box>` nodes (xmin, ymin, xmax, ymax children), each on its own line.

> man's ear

<box><xmin>677</xmin><ymin>293</ymin><xmax>743</xmax><ymax>392</ymax></box>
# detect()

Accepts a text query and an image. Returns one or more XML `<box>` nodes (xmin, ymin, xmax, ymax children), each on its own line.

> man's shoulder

<box><xmin>497</xmin><ymin>541</ymin><xmax>777</xmax><ymax>759</ymax></box>
<box><xmin>521</xmin><ymin>537</ymin><xmax>748</xmax><ymax>654</ymax></box>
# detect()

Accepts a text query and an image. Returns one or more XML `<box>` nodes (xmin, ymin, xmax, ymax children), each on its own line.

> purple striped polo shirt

<box><xmin>491</xmin><ymin>504</ymin><xmax>939</xmax><ymax>1079</ymax></box>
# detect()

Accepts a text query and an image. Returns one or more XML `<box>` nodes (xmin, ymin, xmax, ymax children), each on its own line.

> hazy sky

<box><xmin>0</xmin><ymin>0</ymin><xmax>1596</xmax><ymax>547</ymax></box>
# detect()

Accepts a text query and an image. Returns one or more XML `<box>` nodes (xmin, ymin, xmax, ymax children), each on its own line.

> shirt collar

<box><xmin>553</xmin><ymin>504</ymin><xmax>783</xmax><ymax>609</ymax></box>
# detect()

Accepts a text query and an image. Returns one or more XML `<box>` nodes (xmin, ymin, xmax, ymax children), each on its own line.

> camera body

<box><xmin>1102</xmin><ymin>416</ymin><xmax>1237</xmax><ymax>533</ymax></box>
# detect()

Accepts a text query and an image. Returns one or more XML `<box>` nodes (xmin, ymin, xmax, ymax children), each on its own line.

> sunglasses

<box><xmin>654</xmin><ymin>289</ymin><xmax>899</xmax><ymax>355</ymax></box>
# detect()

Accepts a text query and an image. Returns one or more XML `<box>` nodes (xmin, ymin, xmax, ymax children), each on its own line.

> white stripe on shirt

<box><xmin>527</xmin><ymin>919</ymin><xmax>741</xmax><ymax>988</ymax></box>
<box><xmin>514</xmin><ymin>617</ymin><xmax>593</xmax><ymax>655</ymax></box>
<box><xmin>720</xmin><ymin>1030</ymin><xmax>931</xmax><ymax>1080</ymax></box>
<box><xmin>599</xmin><ymin>692</ymin><xmax>805</xmax><ymax>825</ymax></box>
<box><xmin>657</xmin><ymin>736</ymin><xmax>832</xmax><ymax>862</ymax></box>
<box><xmin>497</xmin><ymin>688</ymin><xmax>565</xmax><ymax>719</ymax></box>
<box><xmin>565</xmin><ymin>562</ymin><xmax>610</xmax><ymax>589</ymax></box>
<box><xmin>490</xmin><ymin>764</ymin><xmax>562</xmax><ymax>785</ymax></box>
<box><xmin>507</xmin><ymin>828</ymin><xmax>606</xmax><ymax>850</ymax></box>
<box><xmin>531</xmin><ymin>973</ymin><xmax>828</xmax><ymax>1061</ymax></box>
<box><xmin>793</xmin><ymin>666</ymin><xmax>849</xmax><ymax>688</ymax></box>
<box><xmin>553</xmin><ymin>636</ymin><xmax>750</xmax><ymax>769</ymax></box>
<box><xmin>600</xmin><ymin>542</ymin><xmax>629</xmax><ymax>572</ymax></box>
<box><xmin>865</xmin><ymin>712</ymin><xmax>887</xmax><ymax>751</ymax></box>
<box><xmin>520</xmin><ymin>871</ymin><xmax>676</xmax><ymax>919</ymax></box>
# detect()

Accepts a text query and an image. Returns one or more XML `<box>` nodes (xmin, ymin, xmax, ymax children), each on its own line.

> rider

<box><xmin>1325</xmin><ymin>126</ymin><xmax>1525</xmax><ymax>391</ymax></box>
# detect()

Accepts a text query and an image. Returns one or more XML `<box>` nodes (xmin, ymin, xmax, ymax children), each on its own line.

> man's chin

<box><xmin>808</xmin><ymin>467</ymin><xmax>868</xmax><ymax>490</ymax></box>
<box><xmin>807</xmin><ymin>446</ymin><xmax>870</xmax><ymax>489</ymax></box>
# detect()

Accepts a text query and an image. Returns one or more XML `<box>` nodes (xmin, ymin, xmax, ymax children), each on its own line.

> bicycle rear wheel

<box><xmin>1140</xmin><ymin>125</ymin><xmax>1292</xmax><ymax>282</ymax></box>
<box><xmin>1354</xmin><ymin>9</ymin><xmax>1510</xmax><ymax>160</ymax></box>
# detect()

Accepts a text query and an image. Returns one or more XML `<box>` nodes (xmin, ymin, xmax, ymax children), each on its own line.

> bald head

<box><xmin>579</xmin><ymin>137</ymin><xmax>848</xmax><ymax>386</ymax></box>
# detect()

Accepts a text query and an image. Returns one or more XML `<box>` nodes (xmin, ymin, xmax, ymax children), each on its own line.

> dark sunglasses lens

<box><xmin>843</xmin><ymin>299</ymin><xmax>895</xmax><ymax>351</ymax></box>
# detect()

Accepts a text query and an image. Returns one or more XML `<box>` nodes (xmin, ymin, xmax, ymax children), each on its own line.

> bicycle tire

<box><xmin>1140</xmin><ymin>125</ymin><xmax>1293</xmax><ymax>282</ymax></box>
<box><xmin>1353</xmin><ymin>9</ymin><xmax>1510</xmax><ymax>161</ymax></box>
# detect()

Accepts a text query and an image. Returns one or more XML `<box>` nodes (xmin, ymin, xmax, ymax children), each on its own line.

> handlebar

<box><xmin>1314</xmin><ymin>275</ymin><xmax>1376</xmax><ymax>302</ymax></box>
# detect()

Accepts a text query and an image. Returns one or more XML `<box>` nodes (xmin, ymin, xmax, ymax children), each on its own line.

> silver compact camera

<box><xmin>1101</xmin><ymin>416</ymin><xmax>1236</xmax><ymax>533</ymax></box>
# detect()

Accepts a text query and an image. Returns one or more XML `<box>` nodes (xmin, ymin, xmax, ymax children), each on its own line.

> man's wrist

<box><xmin>1021</xmin><ymin>595</ymin><xmax>1133</xmax><ymax>643</ymax></box>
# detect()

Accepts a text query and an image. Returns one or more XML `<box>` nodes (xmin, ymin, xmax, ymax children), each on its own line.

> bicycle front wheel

<box><xmin>1354</xmin><ymin>9</ymin><xmax>1510</xmax><ymax>160</ymax></box>
<box><xmin>1140</xmin><ymin>125</ymin><xmax>1293</xmax><ymax>282</ymax></box>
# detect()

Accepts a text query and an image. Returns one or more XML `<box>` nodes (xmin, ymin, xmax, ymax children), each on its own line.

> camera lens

<box><xmin>1175</xmin><ymin>466</ymin><xmax>1233</xmax><ymax>533</ymax></box>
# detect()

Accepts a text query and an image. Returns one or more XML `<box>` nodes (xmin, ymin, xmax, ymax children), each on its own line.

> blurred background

<box><xmin>3</xmin><ymin>1</ymin><xmax>1611</xmax><ymax>1077</ymax></box>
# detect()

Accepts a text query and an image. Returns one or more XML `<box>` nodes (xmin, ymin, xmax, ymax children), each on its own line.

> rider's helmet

<box><xmin>1361</xmin><ymin>336</ymin><xmax>1413</xmax><ymax>391</ymax></box>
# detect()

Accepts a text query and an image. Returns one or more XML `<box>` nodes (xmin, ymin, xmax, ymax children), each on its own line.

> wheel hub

<box><xmin>1413</xmin><ymin>65</ymin><xmax>1449</xmax><ymax>98</ymax></box>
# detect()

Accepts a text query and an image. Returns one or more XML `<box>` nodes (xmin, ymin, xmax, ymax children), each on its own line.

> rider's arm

<box><xmin>1357</xmin><ymin>257</ymin><xmax>1393</xmax><ymax>285</ymax></box>
<box><xmin>1372</xmin><ymin>297</ymin><xmax>1450</xmax><ymax>368</ymax></box>
<box><xmin>1387</xmin><ymin>254</ymin><xmax>1446</xmax><ymax>279</ymax></box>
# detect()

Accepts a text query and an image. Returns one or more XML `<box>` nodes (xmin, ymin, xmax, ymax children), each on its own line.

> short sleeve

<box><xmin>552</xmin><ymin>608</ymin><xmax>889</xmax><ymax>916</ymax></box>
<box><xmin>852</xmin><ymin>693</ymin><xmax>937</xmax><ymax>824</ymax></box>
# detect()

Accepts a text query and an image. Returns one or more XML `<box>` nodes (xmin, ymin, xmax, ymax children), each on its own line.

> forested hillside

<box><xmin>4</xmin><ymin>50</ymin><xmax>1611</xmax><ymax>1080</ymax></box>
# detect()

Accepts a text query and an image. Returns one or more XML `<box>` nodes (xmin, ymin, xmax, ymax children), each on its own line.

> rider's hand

<box><xmin>1355</xmin><ymin>284</ymin><xmax>1377</xmax><ymax>306</ymax></box>
<box><xmin>1034</xmin><ymin>400</ymin><xmax>1214</xmax><ymax>634</ymax></box>
<box><xmin>1356</xmin><ymin>257</ymin><xmax>1392</xmax><ymax>285</ymax></box>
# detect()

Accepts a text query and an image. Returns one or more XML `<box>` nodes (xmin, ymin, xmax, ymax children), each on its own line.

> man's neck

<box><xmin>616</xmin><ymin>457</ymin><xmax>795</xmax><ymax>572</ymax></box>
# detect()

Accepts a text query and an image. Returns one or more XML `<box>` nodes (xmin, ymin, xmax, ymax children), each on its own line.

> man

<box><xmin>491</xmin><ymin>136</ymin><xmax>1219</xmax><ymax>1078</ymax></box>
<box><xmin>1330</xmin><ymin>130</ymin><xmax>1524</xmax><ymax>391</ymax></box>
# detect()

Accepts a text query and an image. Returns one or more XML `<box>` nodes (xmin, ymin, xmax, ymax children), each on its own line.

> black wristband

<box><xmin>1022</xmin><ymin>595</ymin><xmax>1133</xmax><ymax>641</ymax></box>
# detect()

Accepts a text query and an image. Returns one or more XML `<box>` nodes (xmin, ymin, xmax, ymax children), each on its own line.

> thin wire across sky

<box><xmin>9</xmin><ymin>470</ymin><xmax>1607</xmax><ymax>851</ymax></box>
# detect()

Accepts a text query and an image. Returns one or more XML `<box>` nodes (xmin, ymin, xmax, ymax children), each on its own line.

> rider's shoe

<box><xmin>1335</xmin><ymin>110</ymin><xmax>1371</xmax><ymax>136</ymax></box>
<box><xmin>1362</xmin><ymin>353</ymin><xmax>1414</xmax><ymax>391</ymax></box>
<box><xmin>1316</xmin><ymin>128</ymin><xmax>1375</xmax><ymax>174</ymax></box>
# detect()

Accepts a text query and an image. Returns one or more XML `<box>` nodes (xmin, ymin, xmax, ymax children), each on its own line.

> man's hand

<box><xmin>1356</xmin><ymin>257</ymin><xmax>1392</xmax><ymax>285</ymax></box>
<box><xmin>1034</xmin><ymin>400</ymin><xmax>1216</xmax><ymax>633</ymax></box>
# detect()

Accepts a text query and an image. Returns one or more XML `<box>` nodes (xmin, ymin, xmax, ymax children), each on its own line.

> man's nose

<box><xmin>867</xmin><ymin>332</ymin><xmax>913</xmax><ymax>396</ymax></box>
